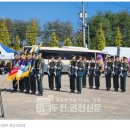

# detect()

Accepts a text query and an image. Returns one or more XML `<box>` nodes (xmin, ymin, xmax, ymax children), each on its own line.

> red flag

<box><xmin>6</xmin><ymin>67</ymin><xmax>19</xmax><ymax>80</ymax></box>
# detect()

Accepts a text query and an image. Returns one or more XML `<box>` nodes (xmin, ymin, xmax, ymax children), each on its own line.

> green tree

<box><xmin>26</xmin><ymin>20</ymin><xmax>38</xmax><ymax>45</ymax></box>
<box><xmin>88</xmin><ymin>11</ymin><xmax>130</xmax><ymax>48</ymax></box>
<box><xmin>0</xmin><ymin>18</ymin><xmax>11</xmax><ymax>46</ymax></box>
<box><xmin>64</xmin><ymin>37</ymin><xmax>73</xmax><ymax>46</ymax></box>
<box><xmin>115</xmin><ymin>26</ymin><xmax>122</xmax><ymax>47</ymax></box>
<box><xmin>5</xmin><ymin>19</ymin><xmax>14</xmax><ymax>46</ymax></box>
<box><xmin>49</xmin><ymin>32</ymin><xmax>59</xmax><ymax>47</ymax></box>
<box><xmin>42</xmin><ymin>20</ymin><xmax>73</xmax><ymax>44</ymax></box>
<box><xmin>96</xmin><ymin>23</ymin><xmax>106</xmax><ymax>50</ymax></box>
<box><xmin>14</xmin><ymin>35</ymin><xmax>20</xmax><ymax>50</ymax></box>
<box><xmin>14</xmin><ymin>20</ymin><xmax>28</xmax><ymax>46</ymax></box>
<box><xmin>76</xmin><ymin>32</ymin><xmax>83</xmax><ymax>47</ymax></box>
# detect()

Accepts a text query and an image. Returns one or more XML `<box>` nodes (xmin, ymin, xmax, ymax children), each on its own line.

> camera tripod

<box><xmin>0</xmin><ymin>89</ymin><xmax>4</xmax><ymax>118</ymax></box>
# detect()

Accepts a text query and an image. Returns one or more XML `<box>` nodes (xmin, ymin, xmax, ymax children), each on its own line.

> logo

<box><xmin>36</xmin><ymin>95</ymin><xmax>53</xmax><ymax>116</ymax></box>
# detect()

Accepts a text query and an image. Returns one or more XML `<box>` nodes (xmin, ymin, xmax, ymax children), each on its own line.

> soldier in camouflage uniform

<box><xmin>48</xmin><ymin>56</ymin><xmax>55</xmax><ymax>90</ymax></box>
<box><xmin>68</xmin><ymin>55</ymin><xmax>77</xmax><ymax>93</ymax></box>
<box><xmin>76</xmin><ymin>56</ymin><xmax>84</xmax><ymax>94</ymax></box>
<box><xmin>94</xmin><ymin>58</ymin><xmax>102</xmax><ymax>90</ymax></box>
<box><xmin>82</xmin><ymin>57</ymin><xmax>89</xmax><ymax>88</ymax></box>
<box><xmin>30</xmin><ymin>52</ymin><xmax>36</xmax><ymax>95</ymax></box>
<box><xmin>35</xmin><ymin>53</ymin><xmax>44</xmax><ymax>96</ymax></box>
<box><xmin>120</xmin><ymin>57</ymin><xmax>129</xmax><ymax>92</ymax></box>
<box><xmin>24</xmin><ymin>53</ymin><xmax>32</xmax><ymax>94</ymax></box>
<box><xmin>88</xmin><ymin>58</ymin><xmax>95</xmax><ymax>89</ymax></box>
<box><xmin>112</xmin><ymin>56</ymin><xmax>120</xmax><ymax>91</ymax></box>
<box><xmin>55</xmin><ymin>56</ymin><xmax>63</xmax><ymax>91</ymax></box>
<box><xmin>105</xmin><ymin>56</ymin><xmax>112</xmax><ymax>91</ymax></box>
<box><xmin>19</xmin><ymin>52</ymin><xmax>26</xmax><ymax>92</ymax></box>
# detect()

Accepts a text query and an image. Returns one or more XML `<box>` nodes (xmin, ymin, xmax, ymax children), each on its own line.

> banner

<box><xmin>16</xmin><ymin>60</ymin><xmax>32</xmax><ymax>80</ymax></box>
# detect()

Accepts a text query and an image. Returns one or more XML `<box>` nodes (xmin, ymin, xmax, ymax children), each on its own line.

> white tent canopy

<box><xmin>0</xmin><ymin>43</ymin><xmax>17</xmax><ymax>59</ymax></box>
<box><xmin>101</xmin><ymin>47</ymin><xmax>130</xmax><ymax>58</ymax></box>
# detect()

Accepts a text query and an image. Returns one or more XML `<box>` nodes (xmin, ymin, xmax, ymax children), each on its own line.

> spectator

<box><xmin>6</xmin><ymin>62</ymin><xmax>12</xmax><ymax>73</ymax></box>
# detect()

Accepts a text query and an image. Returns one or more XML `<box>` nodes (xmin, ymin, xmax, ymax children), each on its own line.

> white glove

<box><xmin>75</xmin><ymin>66</ymin><xmax>78</xmax><ymax>69</ymax></box>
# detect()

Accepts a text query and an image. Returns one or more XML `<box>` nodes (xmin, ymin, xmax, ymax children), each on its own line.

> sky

<box><xmin>0</xmin><ymin>2</ymin><xmax>130</xmax><ymax>31</ymax></box>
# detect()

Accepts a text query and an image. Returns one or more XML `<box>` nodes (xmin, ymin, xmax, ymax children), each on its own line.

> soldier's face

<box><xmin>38</xmin><ymin>54</ymin><xmax>42</xmax><ymax>59</ymax></box>
<box><xmin>72</xmin><ymin>57</ymin><xmax>76</xmax><ymax>60</ymax></box>
<box><xmin>51</xmin><ymin>57</ymin><xmax>54</xmax><ymax>61</ymax></box>
<box><xmin>124</xmin><ymin>59</ymin><xmax>127</xmax><ymax>63</ymax></box>
<box><xmin>29</xmin><ymin>54</ymin><xmax>32</xmax><ymax>59</ymax></box>
<box><xmin>15</xmin><ymin>55</ymin><xmax>18</xmax><ymax>59</ymax></box>
<box><xmin>111</xmin><ymin>58</ymin><xmax>114</xmax><ymax>62</ymax></box>
<box><xmin>30</xmin><ymin>55</ymin><xmax>32</xmax><ymax>59</ymax></box>
<box><xmin>27</xmin><ymin>55</ymin><xmax>30</xmax><ymax>59</ymax></box>
<box><xmin>117</xmin><ymin>57</ymin><xmax>119</xmax><ymax>61</ymax></box>
<box><xmin>21</xmin><ymin>54</ymin><xmax>24</xmax><ymax>59</ymax></box>
<box><xmin>58</xmin><ymin>57</ymin><xmax>61</xmax><ymax>61</ymax></box>
<box><xmin>32</xmin><ymin>54</ymin><xmax>36</xmax><ymax>59</ymax></box>
<box><xmin>79</xmin><ymin>57</ymin><xmax>82</xmax><ymax>61</ymax></box>
<box><xmin>83</xmin><ymin>58</ymin><xmax>86</xmax><ymax>61</ymax></box>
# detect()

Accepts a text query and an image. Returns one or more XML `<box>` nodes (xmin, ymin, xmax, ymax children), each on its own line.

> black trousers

<box><xmin>95</xmin><ymin>75</ymin><xmax>100</xmax><ymax>88</ymax></box>
<box><xmin>113</xmin><ymin>75</ymin><xmax>119</xmax><ymax>89</ymax></box>
<box><xmin>30</xmin><ymin>75</ymin><xmax>36</xmax><ymax>93</ymax></box>
<box><xmin>120</xmin><ymin>76</ymin><xmax>126</xmax><ymax>92</ymax></box>
<box><xmin>12</xmin><ymin>80</ymin><xmax>18</xmax><ymax>91</ymax></box>
<box><xmin>19</xmin><ymin>78</ymin><xmax>25</xmax><ymax>91</ymax></box>
<box><xmin>48</xmin><ymin>74</ymin><xmax>54</xmax><ymax>90</ymax></box>
<box><xmin>70</xmin><ymin>75</ymin><xmax>76</xmax><ymax>91</ymax></box>
<box><xmin>55</xmin><ymin>76</ymin><xmax>61</xmax><ymax>89</ymax></box>
<box><xmin>77</xmin><ymin>77</ymin><xmax>82</xmax><ymax>93</ymax></box>
<box><xmin>37</xmin><ymin>74</ymin><xmax>43</xmax><ymax>95</ymax></box>
<box><xmin>106</xmin><ymin>75</ymin><xmax>111</xmax><ymax>89</ymax></box>
<box><xmin>25</xmin><ymin>77</ymin><xmax>30</xmax><ymax>92</ymax></box>
<box><xmin>82</xmin><ymin>74</ymin><xmax>86</xmax><ymax>88</ymax></box>
<box><xmin>89</xmin><ymin>74</ymin><xmax>94</xmax><ymax>87</ymax></box>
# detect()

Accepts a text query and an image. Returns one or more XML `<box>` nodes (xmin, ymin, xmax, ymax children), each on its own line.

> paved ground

<box><xmin>0</xmin><ymin>74</ymin><xmax>130</xmax><ymax>120</ymax></box>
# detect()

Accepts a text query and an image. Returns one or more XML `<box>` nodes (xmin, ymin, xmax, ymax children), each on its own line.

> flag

<box><xmin>6</xmin><ymin>60</ymin><xmax>21</xmax><ymax>80</ymax></box>
<box><xmin>16</xmin><ymin>60</ymin><xmax>32</xmax><ymax>80</ymax></box>
<box><xmin>6</xmin><ymin>67</ymin><xmax>19</xmax><ymax>80</ymax></box>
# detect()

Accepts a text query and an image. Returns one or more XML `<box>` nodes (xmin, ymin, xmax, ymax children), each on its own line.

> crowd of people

<box><xmin>68</xmin><ymin>55</ymin><xmax>129</xmax><ymax>93</ymax></box>
<box><xmin>10</xmin><ymin>52</ymin><xmax>129</xmax><ymax>96</ymax></box>
<box><xmin>11</xmin><ymin>52</ymin><xmax>44</xmax><ymax>96</ymax></box>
